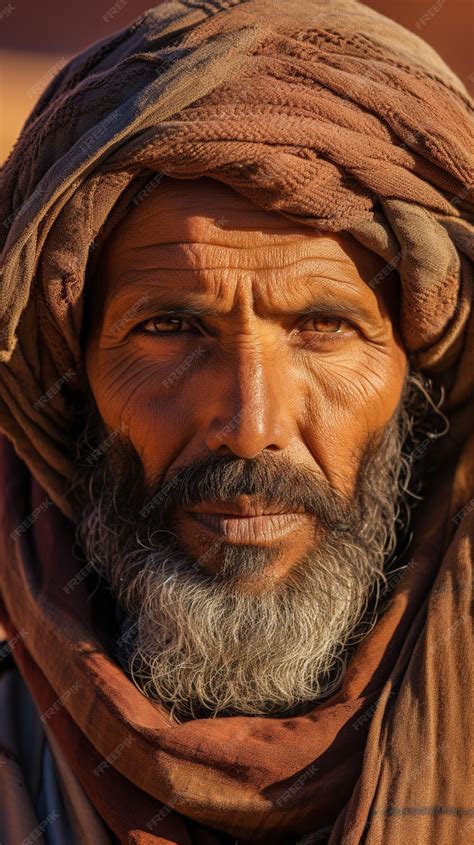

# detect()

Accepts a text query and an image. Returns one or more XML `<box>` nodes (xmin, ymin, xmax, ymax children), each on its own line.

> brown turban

<box><xmin>0</xmin><ymin>1</ymin><xmax>472</xmax><ymax>843</ymax></box>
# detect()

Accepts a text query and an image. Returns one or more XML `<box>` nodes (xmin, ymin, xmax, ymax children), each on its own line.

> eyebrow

<box><xmin>106</xmin><ymin>291</ymin><xmax>376</xmax><ymax>329</ymax></box>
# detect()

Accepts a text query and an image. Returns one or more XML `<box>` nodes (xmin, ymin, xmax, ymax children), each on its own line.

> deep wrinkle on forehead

<box><xmin>88</xmin><ymin>176</ymin><xmax>400</xmax><ymax>343</ymax></box>
<box><xmin>102</xmin><ymin>267</ymin><xmax>384</xmax><ymax>335</ymax></box>
<box><xmin>102</xmin><ymin>251</ymin><xmax>395</xmax><ymax>327</ymax></box>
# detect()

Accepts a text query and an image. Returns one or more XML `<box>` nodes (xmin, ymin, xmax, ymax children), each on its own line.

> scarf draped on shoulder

<box><xmin>0</xmin><ymin>1</ymin><xmax>472</xmax><ymax>843</ymax></box>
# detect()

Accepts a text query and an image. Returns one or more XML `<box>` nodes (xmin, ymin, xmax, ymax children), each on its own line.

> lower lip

<box><xmin>187</xmin><ymin>512</ymin><xmax>309</xmax><ymax>544</ymax></box>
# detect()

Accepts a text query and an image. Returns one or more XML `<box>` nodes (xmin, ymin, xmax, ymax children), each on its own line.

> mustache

<box><xmin>75</xmin><ymin>402</ymin><xmax>393</xmax><ymax>538</ymax></box>
<box><xmin>114</xmin><ymin>447</ymin><xmax>360</xmax><ymax>535</ymax></box>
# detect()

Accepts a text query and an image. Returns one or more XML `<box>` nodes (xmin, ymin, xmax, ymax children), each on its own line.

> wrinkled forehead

<box><xmin>100</xmin><ymin>175</ymin><xmax>387</xmax><ymax>272</ymax></box>
<box><xmin>84</xmin><ymin>175</ymin><xmax>400</xmax><ymax>337</ymax></box>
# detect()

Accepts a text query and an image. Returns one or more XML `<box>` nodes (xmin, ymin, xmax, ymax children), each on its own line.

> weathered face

<box><xmin>84</xmin><ymin>175</ymin><xmax>407</xmax><ymax>590</ymax></box>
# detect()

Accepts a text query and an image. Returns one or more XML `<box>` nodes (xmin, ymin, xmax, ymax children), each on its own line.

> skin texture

<box><xmin>84</xmin><ymin>175</ymin><xmax>407</xmax><ymax>587</ymax></box>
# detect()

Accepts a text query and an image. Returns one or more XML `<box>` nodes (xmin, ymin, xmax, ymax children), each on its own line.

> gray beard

<box><xmin>71</xmin><ymin>371</ymin><xmax>440</xmax><ymax>723</ymax></box>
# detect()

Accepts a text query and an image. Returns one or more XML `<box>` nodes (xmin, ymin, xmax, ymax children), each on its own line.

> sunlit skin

<box><xmin>84</xmin><ymin>176</ymin><xmax>407</xmax><ymax>587</ymax></box>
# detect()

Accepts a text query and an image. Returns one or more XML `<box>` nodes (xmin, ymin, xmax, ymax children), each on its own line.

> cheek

<box><xmin>85</xmin><ymin>340</ymin><xmax>199</xmax><ymax>477</ymax></box>
<box><xmin>300</xmin><ymin>341</ymin><xmax>407</xmax><ymax>493</ymax></box>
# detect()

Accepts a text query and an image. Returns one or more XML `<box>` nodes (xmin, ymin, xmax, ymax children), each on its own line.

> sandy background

<box><xmin>0</xmin><ymin>0</ymin><xmax>473</xmax><ymax>164</ymax></box>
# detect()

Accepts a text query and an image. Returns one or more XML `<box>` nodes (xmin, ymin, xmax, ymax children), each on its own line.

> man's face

<box><xmin>79</xmin><ymin>175</ymin><xmax>411</xmax><ymax>721</ymax></box>
<box><xmin>84</xmin><ymin>175</ymin><xmax>407</xmax><ymax>591</ymax></box>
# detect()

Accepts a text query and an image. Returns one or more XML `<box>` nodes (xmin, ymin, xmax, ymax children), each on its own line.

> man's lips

<box><xmin>184</xmin><ymin>499</ymin><xmax>311</xmax><ymax>544</ymax></box>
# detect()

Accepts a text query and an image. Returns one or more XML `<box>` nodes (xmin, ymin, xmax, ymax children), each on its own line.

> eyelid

<box><xmin>133</xmin><ymin>313</ymin><xmax>198</xmax><ymax>336</ymax></box>
<box><xmin>132</xmin><ymin>309</ymin><xmax>359</xmax><ymax>337</ymax></box>
<box><xmin>300</xmin><ymin>313</ymin><xmax>354</xmax><ymax>328</ymax></box>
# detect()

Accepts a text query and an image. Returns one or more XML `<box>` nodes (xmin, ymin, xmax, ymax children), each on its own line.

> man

<box><xmin>74</xmin><ymin>173</ymin><xmax>430</xmax><ymax>725</ymax></box>
<box><xmin>0</xmin><ymin>1</ymin><xmax>472</xmax><ymax>844</ymax></box>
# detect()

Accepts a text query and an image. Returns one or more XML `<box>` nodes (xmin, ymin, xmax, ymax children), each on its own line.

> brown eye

<box><xmin>304</xmin><ymin>316</ymin><xmax>348</xmax><ymax>334</ymax></box>
<box><xmin>140</xmin><ymin>316</ymin><xmax>193</xmax><ymax>334</ymax></box>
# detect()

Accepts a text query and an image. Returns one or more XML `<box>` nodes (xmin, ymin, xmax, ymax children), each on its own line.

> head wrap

<box><xmin>0</xmin><ymin>1</ymin><xmax>472</xmax><ymax>843</ymax></box>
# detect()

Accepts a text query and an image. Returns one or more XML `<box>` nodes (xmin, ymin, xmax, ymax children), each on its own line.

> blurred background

<box><xmin>0</xmin><ymin>0</ymin><xmax>473</xmax><ymax>164</ymax></box>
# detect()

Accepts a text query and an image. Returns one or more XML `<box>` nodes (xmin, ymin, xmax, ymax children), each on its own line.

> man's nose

<box><xmin>204</xmin><ymin>346</ymin><xmax>296</xmax><ymax>458</ymax></box>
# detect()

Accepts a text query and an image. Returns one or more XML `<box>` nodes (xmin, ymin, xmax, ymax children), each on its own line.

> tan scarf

<box><xmin>0</xmin><ymin>1</ymin><xmax>472</xmax><ymax>842</ymax></box>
